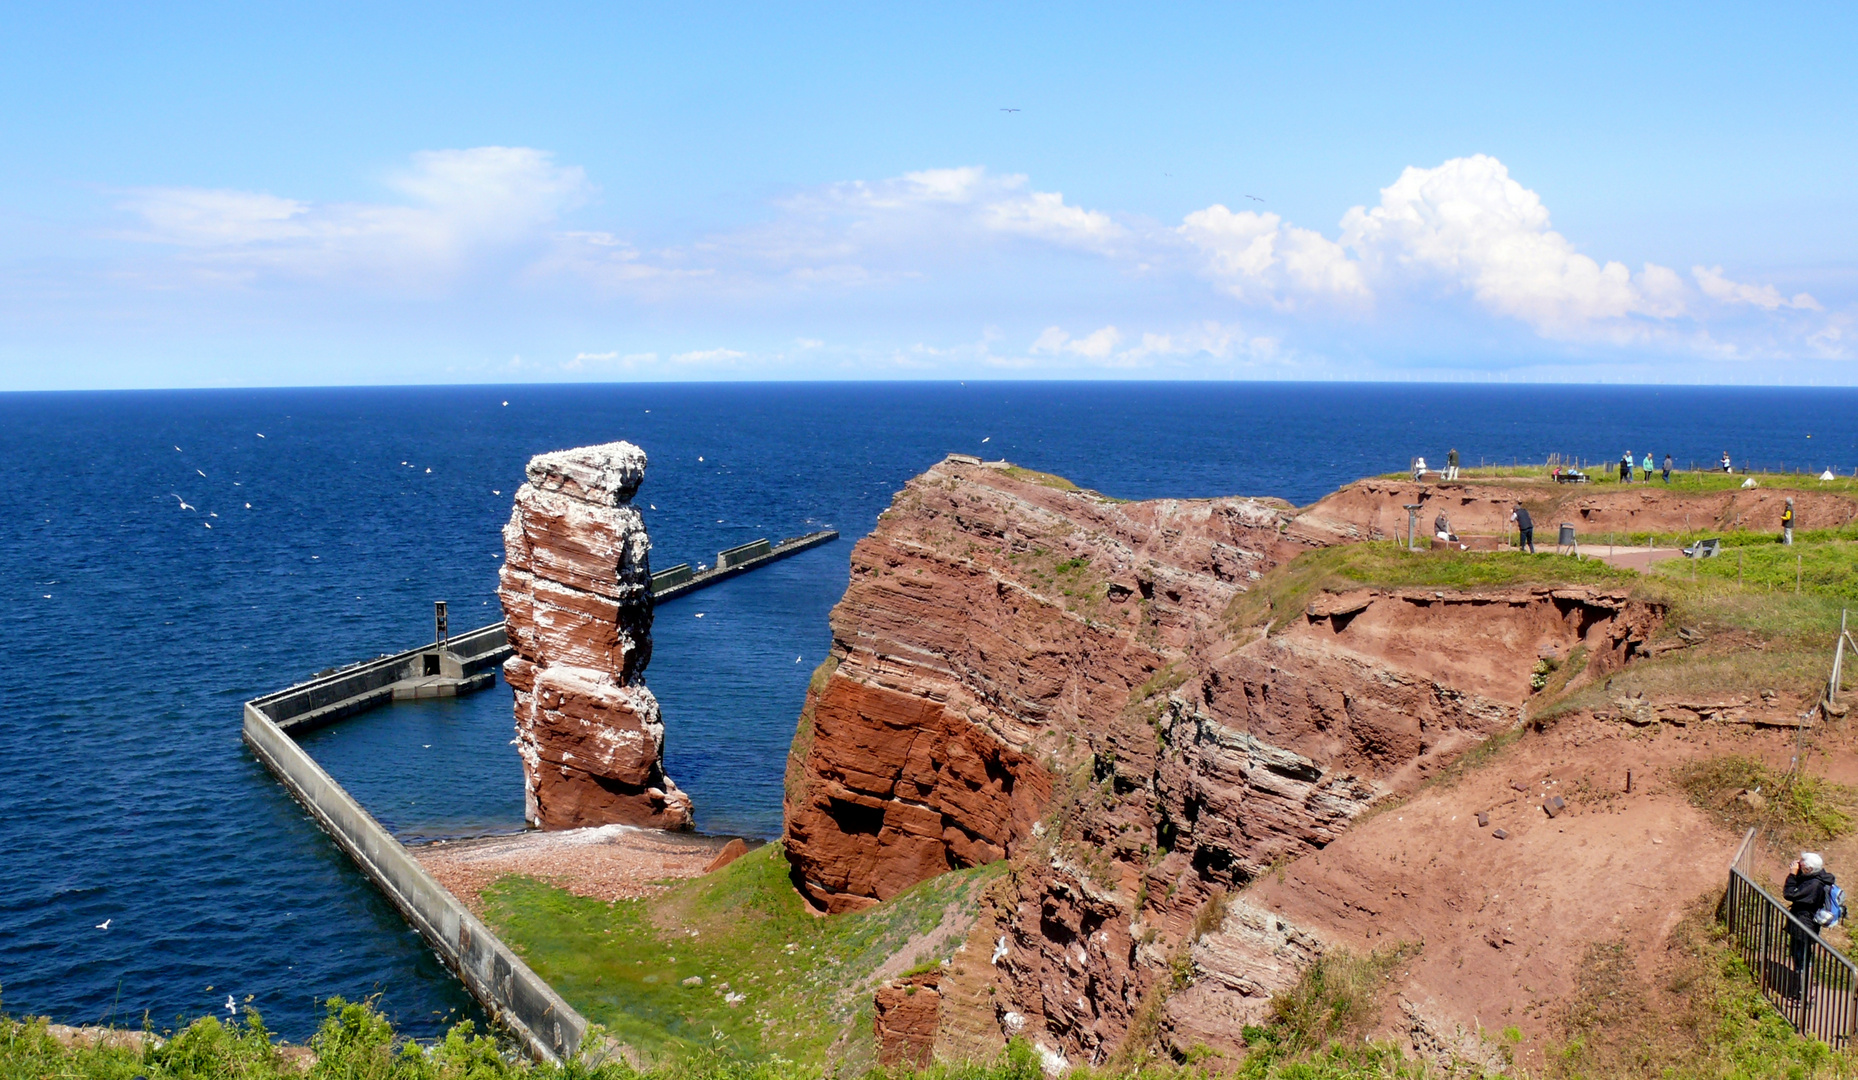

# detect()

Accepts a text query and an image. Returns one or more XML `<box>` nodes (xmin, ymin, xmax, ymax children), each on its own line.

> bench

<box><xmin>1683</xmin><ymin>538</ymin><xmax>1722</xmax><ymax>559</ymax></box>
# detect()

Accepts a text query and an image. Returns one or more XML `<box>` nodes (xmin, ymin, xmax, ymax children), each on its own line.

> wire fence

<box><xmin>1723</xmin><ymin>828</ymin><xmax>1858</xmax><ymax>1045</ymax></box>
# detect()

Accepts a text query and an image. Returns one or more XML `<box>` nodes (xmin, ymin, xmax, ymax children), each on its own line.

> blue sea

<box><xmin>2</xmin><ymin>382</ymin><xmax>1855</xmax><ymax>1040</ymax></box>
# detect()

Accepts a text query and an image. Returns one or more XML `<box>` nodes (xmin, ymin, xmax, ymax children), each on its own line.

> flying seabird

<box><xmin>1000</xmin><ymin>107</ymin><xmax>1020</xmax><ymax>112</ymax></box>
<box><xmin>172</xmin><ymin>494</ymin><xmax>194</xmax><ymax>511</ymax></box>
<box><xmin>196</xmin><ymin>469</ymin><xmax>206</xmax><ymax>478</ymax></box>
<box><xmin>225</xmin><ymin>995</ymin><xmax>237</xmax><ymax>1015</ymax></box>
<box><xmin>95</xmin><ymin>919</ymin><xmax>111</xmax><ymax>930</ymax></box>
<box><xmin>1244</xmin><ymin>194</ymin><xmax>1264</xmax><ymax>202</ymax></box>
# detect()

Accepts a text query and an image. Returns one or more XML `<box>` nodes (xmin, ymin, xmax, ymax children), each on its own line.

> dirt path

<box><xmin>1246</xmin><ymin>713</ymin><xmax>1829</xmax><ymax>1073</ymax></box>
<box><xmin>414</xmin><ymin>825</ymin><xmax>745</xmax><ymax>914</ymax></box>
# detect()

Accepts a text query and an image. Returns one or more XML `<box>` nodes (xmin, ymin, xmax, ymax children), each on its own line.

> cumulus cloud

<box><xmin>1025</xmin><ymin>321</ymin><xmax>1277</xmax><ymax>369</ymax></box>
<box><xmin>118</xmin><ymin>147</ymin><xmax>592</xmax><ymax>283</ymax></box>
<box><xmin>1693</xmin><ymin>265</ymin><xmax>1822</xmax><ymax>312</ymax></box>
<box><xmin>101</xmin><ymin>146</ymin><xmax>1837</xmax><ymax>364</ymax></box>
<box><xmin>1178</xmin><ymin>206</ymin><xmax>1367</xmax><ymax>306</ymax></box>
<box><xmin>1337</xmin><ymin>154</ymin><xmax>1690</xmax><ymax>334</ymax></box>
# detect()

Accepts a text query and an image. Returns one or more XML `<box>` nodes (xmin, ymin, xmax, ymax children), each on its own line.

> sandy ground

<box><xmin>1246</xmin><ymin>712</ymin><xmax>1846</xmax><ymax>1073</ymax></box>
<box><xmin>415</xmin><ymin>825</ymin><xmax>747</xmax><ymax>913</ymax></box>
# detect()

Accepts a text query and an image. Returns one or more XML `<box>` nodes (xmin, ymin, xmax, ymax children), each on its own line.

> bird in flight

<box><xmin>1244</xmin><ymin>194</ymin><xmax>1264</xmax><ymax>202</ymax></box>
<box><xmin>171</xmin><ymin>494</ymin><xmax>194</xmax><ymax>511</ymax></box>
<box><xmin>95</xmin><ymin>919</ymin><xmax>111</xmax><ymax>930</ymax></box>
<box><xmin>1000</xmin><ymin>107</ymin><xmax>1020</xmax><ymax>113</ymax></box>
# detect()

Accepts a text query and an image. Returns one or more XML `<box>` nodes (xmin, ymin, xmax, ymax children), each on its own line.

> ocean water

<box><xmin>3</xmin><ymin>381</ymin><xmax>1856</xmax><ymax>1040</ymax></box>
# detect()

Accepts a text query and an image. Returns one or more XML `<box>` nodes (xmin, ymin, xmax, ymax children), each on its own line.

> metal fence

<box><xmin>1723</xmin><ymin>828</ymin><xmax>1858</xmax><ymax>1045</ymax></box>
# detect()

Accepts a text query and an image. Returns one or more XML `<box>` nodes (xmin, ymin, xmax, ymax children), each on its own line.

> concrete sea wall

<box><xmin>242</xmin><ymin>623</ymin><xmax>587</xmax><ymax>1064</ymax></box>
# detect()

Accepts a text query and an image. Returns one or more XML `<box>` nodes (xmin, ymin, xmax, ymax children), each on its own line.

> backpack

<box><xmin>1816</xmin><ymin>882</ymin><xmax>1845</xmax><ymax>928</ymax></box>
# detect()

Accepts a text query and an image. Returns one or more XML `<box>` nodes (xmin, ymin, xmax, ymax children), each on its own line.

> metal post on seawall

<box><xmin>1403</xmin><ymin>504</ymin><xmax>1421</xmax><ymax>552</ymax></box>
<box><xmin>434</xmin><ymin>600</ymin><xmax>449</xmax><ymax>649</ymax></box>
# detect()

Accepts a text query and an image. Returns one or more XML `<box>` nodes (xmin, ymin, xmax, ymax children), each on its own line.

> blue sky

<box><xmin>2</xmin><ymin>2</ymin><xmax>1853</xmax><ymax>388</ymax></box>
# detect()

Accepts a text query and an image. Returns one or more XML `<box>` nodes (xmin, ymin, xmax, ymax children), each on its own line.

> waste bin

<box><xmin>1557</xmin><ymin>524</ymin><xmax>1576</xmax><ymax>547</ymax></box>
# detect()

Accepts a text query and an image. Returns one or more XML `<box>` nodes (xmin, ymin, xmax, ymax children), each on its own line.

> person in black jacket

<box><xmin>1510</xmin><ymin>504</ymin><xmax>1534</xmax><ymax>553</ymax></box>
<box><xmin>1784</xmin><ymin>852</ymin><xmax>1835</xmax><ymax>999</ymax></box>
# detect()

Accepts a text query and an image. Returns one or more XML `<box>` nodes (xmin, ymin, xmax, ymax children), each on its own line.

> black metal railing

<box><xmin>1723</xmin><ymin>828</ymin><xmax>1858</xmax><ymax>1044</ymax></box>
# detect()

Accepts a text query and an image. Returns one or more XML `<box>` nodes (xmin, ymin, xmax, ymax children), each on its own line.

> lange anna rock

<box><xmin>498</xmin><ymin>441</ymin><xmax>693</xmax><ymax>830</ymax></box>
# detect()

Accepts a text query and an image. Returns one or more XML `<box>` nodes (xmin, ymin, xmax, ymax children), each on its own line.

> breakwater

<box><xmin>650</xmin><ymin>529</ymin><xmax>838</xmax><ymax>601</ymax></box>
<box><xmin>242</xmin><ymin>631</ymin><xmax>584</xmax><ymax>1063</ymax></box>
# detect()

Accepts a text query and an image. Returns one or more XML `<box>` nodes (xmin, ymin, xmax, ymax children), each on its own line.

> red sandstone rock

<box><xmin>703</xmin><ymin>837</ymin><xmax>749</xmax><ymax>873</ymax></box>
<box><xmin>874</xmin><ymin>972</ymin><xmax>942</xmax><ymax>1068</ymax></box>
<box><xmin>500</xmin><ymin>442</ymin><xmax>692</xmax><ymax>831</ymax></box>
<box><xmin>782</xmin><ymin>456</ymin><xmax>1671</xmax><ymax>1065</ymax></box>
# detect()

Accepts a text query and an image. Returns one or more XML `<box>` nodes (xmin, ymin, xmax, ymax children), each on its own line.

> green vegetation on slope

<box><xmin>1381</xmin><ymin>463</ymin><xmax>1858</xmax><ymax>496</ymax></box>
<box><xmin>1675</xmin><ymin>754</ymin><xmax>1858</xmax><ymax>850</ymax></box>
<box><xmin>479</xmin><ymin>846</ymin><xmax>1005</xmax><ymax>1068</ymax></box>
<box><xmin>1224</xmin><ymin>542</ymin><xmax>1637</xmax><ymax>634</ymax></box>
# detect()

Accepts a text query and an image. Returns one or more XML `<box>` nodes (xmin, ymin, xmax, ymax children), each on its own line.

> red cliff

<box><xmin>783</xmin><ymin>457</ymin><xmax>1665</xmax><ymax>1066</ymax></box>
<box><xmin>499</xmin><ymin>442</ymin><xmax>692</xmax><ymax>830</ymax></box>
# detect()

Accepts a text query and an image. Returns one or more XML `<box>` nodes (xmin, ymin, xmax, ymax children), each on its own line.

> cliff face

<box><xmin>499</xmin><ymin>442</ymin><xmax>692</xmax><ymax>830</ymax></box>
<box><xmin>783</xmin><ymin>458</ymin><xmax>1665</xmax><ymax>1066</ymax></box>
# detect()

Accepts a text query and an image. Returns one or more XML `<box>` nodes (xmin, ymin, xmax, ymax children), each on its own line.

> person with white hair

<box><xmin>1784</xmin><ymin>851</ymin><xmax>1837</xmax><ymax>1000</ymax></box>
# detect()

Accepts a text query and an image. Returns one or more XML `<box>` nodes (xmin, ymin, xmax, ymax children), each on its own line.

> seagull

<box><xmin>225</xmin><ymin>995</ymin><xmax>237</xmax><ymax>1015</ymax></box>
<box><xmin>982</xmin><ymin>436</ymin><xmax>990</xmax><ymax>443</ymax></box>
<box><xmin>209</xmin><ymin>512</ymin><xmax>218</xmax><ymax>518</ymax></box>
<box><xmin>501</xmin><ymin>401</ymin><xmax>509</xmax><ymax>406</ymax></box>
<box><xmin>492</xmin><ymin>490</ymin><xmax>501</xmax><ymax>495</ymax></box>
<box><xmin>196</xmin><ymin>469</ymin><xmax>206</xmax><ymax>478</ymax></box>
<box><xmin>245</xmin><ymin>503</ymin><xmax>252</xmax><ymax>509</ymax></box>
<box><xmin>698</xmin><ymin>456</ymin><xmax>704</xmax><ymax>462</ymax></box>
<box><xmin>695</xmin><ymin>613</ymin><xmax>705</xmax><ymax>618</ymax></box>
<box><xmin>422</xmin><ymin>744</ymin><xmax>432</xmax><ymax>749</ymax></box>
<box><xmin>1000</xmin><ymin>107</ymin><xmax>1020</xmax><ymax>112</ymax></box>
<box><xmin>425</xmin><ymin>468</ymin><xmax>431</xmax><ymax>473</ymax></box>
<box><xmin>204</xmin><ymin>522</ymin><xmax>212</xmax><ymax>529</ymax></box>
<box><xmin>95</xmin><ymin>919</ymin><xmax>110</xmax><ymax>930</ymax></box>
<box><xmin>649</xmin><ymin>504</ymin><xmax>656</xmax><ymax>510</ymax></box>
<box><xmin>795</xmin><ymin>656</ymin><xmax>802</xmax><ymax>663</ymax></box>
<box><xmin>171</xmin><ymin>494</ymin><xmax>194</xmax><ymax>510</ymax></box>
<box><xmin>256</xmin><ymin>433</ymin><xmax>265</xmax><ymax>438</ymax></box>
<box><xmin>1244</xmin><ymin>194</ymin><xmax>1264</xmax><ymax>202</ymax></box>
<box><xmin>174</xmin><ymin>446</ymin><xmax>182</xmax><ymax>452</ymax></box>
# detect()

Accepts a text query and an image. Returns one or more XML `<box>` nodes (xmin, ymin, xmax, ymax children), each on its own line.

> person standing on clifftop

<box><xmin>1722</xmin><ymin>450</ymin><xmax>1734</xmax><ymax>473</ymax></box>
<box><xmin>1663</xmin><ymin>454</ymin><xmax>1673</xmax><ymax>484</ymax></box>
<box><xmin>1784</xmin><ymin>853</ymin><xmax>1836</xmax><ymax>1000</ymax></box>
<box><xmin>1783</xmin><ymin>498</ymin><xmax>1796</xmax><ymax>545</ymax></box>
<box><xmin>1511</xmin><ymin>504</ymin><xmax>1535</xmax><ymax>553</ymax></box>
<box><xmin>1446</xmin><ymin>447</ymin><xmax>1460</xmax><ymax>481</ymax></box>
<box><xmin>1620</xmin><ymin>451</ymin><xmax>1633</xmax><ymax>484</ymax></box>
<box><xmin>1642</xmin><ymin>452</ymin><xmax>1654</xmax><ymax>482</ymax></box>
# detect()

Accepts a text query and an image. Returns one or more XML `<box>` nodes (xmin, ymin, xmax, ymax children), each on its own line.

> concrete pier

<box><xmin>651</xmin><ymin>528</ymin><xmax>838</xmax><ymax>602</ymax></box>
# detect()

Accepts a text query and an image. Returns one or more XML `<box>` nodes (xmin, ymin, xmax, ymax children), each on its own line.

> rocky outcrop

<box><xmin>782</xmin><ymin>457</ymin><xmax>1669</xmax><ymax>1066</ymax></box>
<box><xmin>874</xmin><ymin>972</ymin><xmax>943</xmax><ymax>1067</ymax></box>
<box><xmin>499</xmin><ymin>442</ymin><xmax>692</xmax><ymax>830</ymax></box>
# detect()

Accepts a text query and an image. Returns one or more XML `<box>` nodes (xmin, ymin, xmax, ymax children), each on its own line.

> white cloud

<box><xmin>1693</xmin><ymin>265</ymin><xmax>1822</xmax><ymax>312</ymax></box>
<box><xmin>1178</xmin><ymin>206</ymin><xmax>1367</xmax><ymax>306</ymax></box>
<box><xmin>670</xmin><ymin>347</ymin><xmax>747</xmax><ymax>364</ymax></box>
<box><xmin>1031</xmin><ymin>325</ymin><xmax>1123</xmax><ymax>358</ymax></box>
<box><xmin>1338</xmin><ymin>154</ymin><xmax>1688</xmax><ymax>335</ymax></box>
<box><xmin>118</xmin><ymin>147</ymin><xmax>592</xmax><ymax>284</ymax></box>
<box><xmin>98</xmin><ymin>148</ymin><xmax>1839</xmax><ymax>365</ymax></box>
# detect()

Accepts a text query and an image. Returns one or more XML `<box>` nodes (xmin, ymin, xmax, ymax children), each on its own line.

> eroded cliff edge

<box><xmin>782</xmin><ymin>458</ymin><xmax>1664</xmax><ymax>1067</ymax></box>
<box><xmin>500</xmin><ymin>441</ymin><xmax>693</xmax><ymax>830</ymax></box>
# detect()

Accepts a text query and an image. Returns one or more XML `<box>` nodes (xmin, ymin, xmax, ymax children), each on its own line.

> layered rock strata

<box><xmin>784</xmin><ymin>457</ymin><xmax>1666</xmax><ymax>1065</ymax></box>
<box><xmin>499</xmin><ymin>441</ymin><xmax>692</xmax><ymax>830</ymax></box>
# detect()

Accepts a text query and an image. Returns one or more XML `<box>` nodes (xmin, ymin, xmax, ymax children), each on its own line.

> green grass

<box><xmin>1657</xmin><ymin>539</ymin><xmax>1858</xmax><ymax>602</ymax></box>
<box><xmin>1673</xmin><ymin>755</ymin><xmax>1858</xmax><ymax>849</ymax></box>
<box><xmin>1225</xmin><ymin>542</ymin><xmax>1637</xmax><ymax>633</ymax></box>
<box><xmin>480</xmin><ymin>846</ymin><xmax>1005</xmax><ymax>1068</ymax></box>
<box><xmin>999</xmin><ymin>466</ymin><xmax>1080</xmax><ymax>492</ymax></box>
<box><xmin>1381</xmin><ymin>463</ymin><xmax>1858</xmax><ymax>495</ymax></box>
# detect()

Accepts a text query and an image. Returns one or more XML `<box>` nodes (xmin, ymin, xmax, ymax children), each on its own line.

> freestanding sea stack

<box><xmin>498</xmin><ymin>441</ymin><xmax>693</xmax><ymax>830</ymax></box>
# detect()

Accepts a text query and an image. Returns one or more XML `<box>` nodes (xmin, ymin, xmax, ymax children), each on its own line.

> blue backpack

<box><xmin>1816</xmin><ymin>882</ymin><xmax>1846</xmax><ymax>928</ymax></box>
